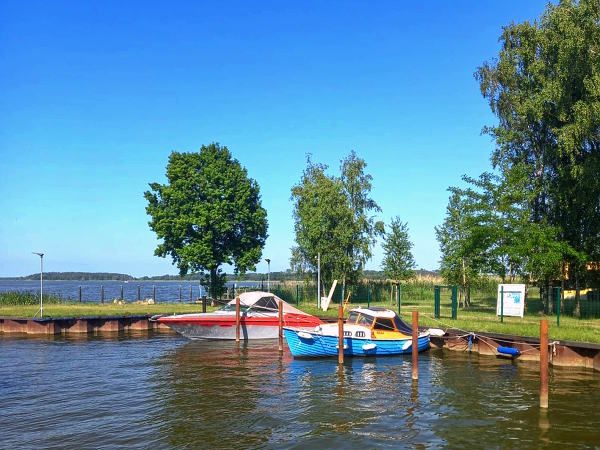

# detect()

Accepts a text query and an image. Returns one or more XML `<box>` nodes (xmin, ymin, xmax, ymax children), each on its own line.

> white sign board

<box><xmin>497</xmin><ymin>284</ymin><xmax>526</xmax><ymax>318</ymax></box>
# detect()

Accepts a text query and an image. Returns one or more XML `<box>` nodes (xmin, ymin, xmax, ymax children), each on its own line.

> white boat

<box><xmin>156</xmin><ymin>291</ymin><xmax>323</xmax><ymax>340</ymax></box>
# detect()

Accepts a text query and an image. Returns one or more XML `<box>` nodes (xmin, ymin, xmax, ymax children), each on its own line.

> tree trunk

<box><xmin>210</xmin><ymin>268</ymin><xmax>217</xmax><ymax>301</ymax></box>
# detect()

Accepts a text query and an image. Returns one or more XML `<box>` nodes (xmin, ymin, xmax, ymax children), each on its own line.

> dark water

<box><xmin>1</xmin><ymin>335</ymin><xmax>599</xmax><ymax>449</ymax></box>
<box><xmin>0</xmin><ymin>280</ymin><xmax>264</xmax><ymax>303</ymax></box>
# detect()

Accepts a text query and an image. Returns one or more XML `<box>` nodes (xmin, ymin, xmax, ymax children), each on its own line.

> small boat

<box><xmin>283</xmin><ymin>307</ymin><xmax>430</xmax><ymax>358</ymax></box>
<box><xmin>156</xmin><ymin>291</ymin><xmax>322</xmax><ymax>340</ymax></box>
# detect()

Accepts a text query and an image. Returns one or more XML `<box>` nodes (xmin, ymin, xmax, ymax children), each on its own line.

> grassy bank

<box><xmin>3</xmin><ymin>290</ymin><xmax>599</xmax><ymax>344</ymax></box>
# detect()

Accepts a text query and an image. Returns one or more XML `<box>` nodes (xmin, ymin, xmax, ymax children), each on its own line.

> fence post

<box><xmin>555</xmin><ymin>287</ymin><xmax>561</xmax><ymax>327</ymax></box>
<box><xmin>451</xmin><ymin>286</ymin><xmax>458</xmax><ymax>320</ymax></box>
<box><xmin>396</xmin><ymin>283</ymin><xmax>402</xmax><ymax>315</ymax></box>
<box><xmin>500</xmin><ymin>286</ymin><xmax>504</xmax><ymax>323</ymax></box>
<box><xmin>79</xmin><ymin>285</ymin><xmax>82</xmax><ymax>303</ymax></box>
<box><xmin>101</xmin><ymin>285</ymin><xmax>104</xmax><ymax>304</ymax></box>
<box><xmin>434</xmin><ymin>286</ymin><xmax>440</xmax><ymax>319</ymax></box>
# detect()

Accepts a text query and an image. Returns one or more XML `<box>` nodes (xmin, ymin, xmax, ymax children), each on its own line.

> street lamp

<box><xmin>32</xmin><ymin>252</ymin><xmax>44</xmax><ymax>318</ymax></box>
<box><xmin>265</xmin><ymin>258</ymin><xmax>271</xmax><ymax>292</ymax></box>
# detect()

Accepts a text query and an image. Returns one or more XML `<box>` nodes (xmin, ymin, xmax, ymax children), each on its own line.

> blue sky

<box><xmin>0</xmin><ymin>1</ymin><xmax>550</xmax><ymax>277</ymax></box>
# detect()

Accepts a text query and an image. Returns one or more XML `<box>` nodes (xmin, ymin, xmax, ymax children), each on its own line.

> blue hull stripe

<box><xmin>283</xmin><ymin>328</ymin><xmax>430</xmax><ymax>358</ymax></box>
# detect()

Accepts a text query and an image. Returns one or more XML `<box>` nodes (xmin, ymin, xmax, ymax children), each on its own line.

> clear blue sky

<box><xmin>0</xmin><ymin>1</ymin><xmax>550</xmax><ymax>277</ymax></box>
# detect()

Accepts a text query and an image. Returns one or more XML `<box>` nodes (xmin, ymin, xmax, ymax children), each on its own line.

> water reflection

<box><xmin>1</xmin><ymin>335</ymin><xmax>599</xmax><ymax>449</ymax></box>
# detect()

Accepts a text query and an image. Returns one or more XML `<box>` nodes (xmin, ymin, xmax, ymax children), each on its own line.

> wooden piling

<box><xmin>235</xmin><ymin>296</ymin><xmax>241</xmax><ymax>342</ymax></box>
<box><xmin>412</xmin><ymin>310</ymin><xmax>419</xmax><ymax>381</ymax></box>
<box><xmin>78</xmin><ymin>285</ymin><xmax>82</xmax><ymax>303</ymax></box>
<box><xmin>101</xmin><ymin>285</ymin><xmax>104</xmax><ymax>304</ymax></box>
<box><xmin>278</xmin><ymin>299</ymin><xmax>284</xmax><ymax>352</ymax></box>
<box><xmin>338</xmin><ymin>304</ymin><xmax>344</xmax><ymax>364</ymax></box>
<box><xmin>540</xmin><ymin>319</ymin><xmax>549</xmax><ymax>409</ymax></box>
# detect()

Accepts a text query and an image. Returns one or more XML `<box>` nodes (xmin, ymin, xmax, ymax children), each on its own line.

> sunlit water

<box><xmin>1</xmin><ymin>334</ymin><xmax>599</xmax><ymax>449</ymax></box>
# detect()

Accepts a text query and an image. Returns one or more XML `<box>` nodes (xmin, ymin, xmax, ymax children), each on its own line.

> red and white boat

<box><xmin>156</xmin><ymin>291</ymin><xmax>323</xmax><ymax>340</ymax></box>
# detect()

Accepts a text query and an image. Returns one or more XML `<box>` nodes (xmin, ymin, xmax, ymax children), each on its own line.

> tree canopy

<box><xmin>144</xmin><ymin>143</ymin><xmax>268</xmax><ymax>297</ymax></box>
<box><xmin>290</xmin><ymin>152</ymin><xmax>383</xmax><ymax>296</ymax></box>
<box><xmin>438</xmin><ymin>0</ymin><xmax>599</xmax><ymax>302</ymax></box>
<box><xmin>475</xmin><ymin>0</ymin><xmax>599</xmax><ymax>284</ymax></box>
<box><xmin>381</xmin><ymin>217</ymin><xmax>416</xmax><ymax>283</ymax></box>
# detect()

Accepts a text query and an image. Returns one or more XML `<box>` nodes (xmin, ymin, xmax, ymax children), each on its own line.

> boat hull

<box><xmin>159</xmin><ymin>314</ymin><xmax>322</xmax><ymax>340</ymax></box>
<box><xmin>283</xmin><ymin>327</ymin><xmax>430</xmax><ymax>358</ymax></box>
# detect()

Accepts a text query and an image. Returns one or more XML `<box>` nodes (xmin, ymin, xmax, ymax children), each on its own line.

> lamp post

<box><xmin>265</xmin><ymin>258</ymin><xmax>271</xmax><ymax>292</ymax></box>
<box><xmin>32</xmin><ymin>252</ymin><xmax>44</xmax><ymax>318</ymax></box>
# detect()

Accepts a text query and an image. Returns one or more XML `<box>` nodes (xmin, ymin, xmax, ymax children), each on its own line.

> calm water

<box><xmin>0</xmin><ymin>280</ymin><xmax>264</xmax><ymax>303</ymax></box>
<box><xmin>1</xmin><ymin>334</ymin><xmax>599</xmax><ymax>449</ymax></box>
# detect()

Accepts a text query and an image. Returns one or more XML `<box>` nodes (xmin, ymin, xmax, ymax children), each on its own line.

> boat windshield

<box><xmin>347</xmin><ymin>311</ymin><xmax>360</xmax><ymax>324</ymax></box>
<box><xmin>220</xmin><ymin>304</ymin><xmax>250</xmax><ymax>312</ymax></box>
<box><xmin>356</xmin><ymin>314</ymin><xmax>374</xmax><ymax>327</ymax></box>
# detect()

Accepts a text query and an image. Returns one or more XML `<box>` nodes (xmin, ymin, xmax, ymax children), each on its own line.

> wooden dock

<box><xmin>0</xmin><ymin>315</ymin><xmax>173</xmax><ymax>335</ymax></box>
<box><xmin>432</xmin><ymin>329</ymin><xmax>600</xmax><ymax>372</ymax></box>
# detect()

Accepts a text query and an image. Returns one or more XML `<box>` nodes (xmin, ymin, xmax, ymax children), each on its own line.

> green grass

<box><xmin>3</xmin><ymin>290</ymin><xmax>599</xmax><ymax>344</ymax></box>
<box><xmin>0</xmin><ymin>302</ymin><xmax>215</xmax><ymax>318</ymax></box>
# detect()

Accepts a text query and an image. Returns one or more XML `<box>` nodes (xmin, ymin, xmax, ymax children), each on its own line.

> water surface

<box><xmin>1</xmin><ymin>334</ymin><xmax>598</xmax><ymax>449</ymax></box>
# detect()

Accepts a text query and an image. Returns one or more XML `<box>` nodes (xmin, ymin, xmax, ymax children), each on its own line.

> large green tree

<box><xmin>476</xmin><ymin>0</ymin><xmax>600</xmax><ymax>291</ymax></box>
<box><xmin>381</xmin><ymin>217</ymin><xmax>416</xmax><ymax>283</ymax></box>
<box><xmin>291</xmin><ymin>152</ymin><xmax>383</xmax><ymax>299</ymax></box>
<box><xmin>144</xmin><ymin>143</ymin><xmax>268</xmax><ymax>298</ymax></box>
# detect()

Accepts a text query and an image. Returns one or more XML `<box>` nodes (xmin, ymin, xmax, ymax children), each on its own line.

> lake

<box><xmin>1</xmin><ymin>333</ymin><xmax>598</xmax><ymax>449</ymax></box>
<box><xmin>0</xmin><ymin>280</ymin><xmax>265</xmax><ymax>303</ymax></box>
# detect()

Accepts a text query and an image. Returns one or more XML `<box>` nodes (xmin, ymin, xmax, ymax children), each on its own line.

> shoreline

<box><xmin>2</xmin><ymin>314</ymin><xmax>599</xmax><ymax>372</ymax></box>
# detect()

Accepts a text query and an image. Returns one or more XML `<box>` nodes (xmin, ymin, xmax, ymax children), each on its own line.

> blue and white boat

<box><xmin>283</xmin><ymin>307</ymin><xmax>430</xmax><ymax>358</ymax></box>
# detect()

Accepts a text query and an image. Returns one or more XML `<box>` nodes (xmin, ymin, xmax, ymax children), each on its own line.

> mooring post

<box><xmin>120</xmin><ymin>285</ymin><xmax>124</xmax><ymax>300</ymax></box>
<box><xmin>555</xmin><ymin>287</ymin><xmax>561</xmax><ymax>327</ymax></box>
<box><xmin>278</xmin><ymin>299</ymin><xmax>284</xmax><ymax>353</ymax></box>
<box><xmin>152</xmin><ymin>285</ymin><xmax>156</xmax><ymax>302</ymax></box>
<box><xmin>434</xmin><ymin>286</ymin><xmax>440</xmax><ymax>319</ymax></box>
<box><xmin>137</xmin><ymin>285</ymin><xmax>141</xmax><ymax>301</ymax></box>
<box><xmin>101</xmin><ymin>285</ymin><xmax>104</xmax><ymax>304</ymax></box>
<box><xmin>79</xmin><ymin>285</ymin><xmax>82</xmax><ymax>303</ymax></box>
<box><xmin>338</xmin><ymin>304</ymin><xmax>344</xmax><ymax>365</ymax></box>
<box><xmin>500</xmin><ymin>286</ymin><xmax>504</xmax><ymax>323</ymax></box>
<box><xmin>235</xmin><ymin>296</ymin><xmax>241</xmax><ymax>342</ymax></box>
<box><xmin>540</xmin><ymin>319</ymin><xmax>549</xmax><ymax>409</ymax></box>
<box><xmin>412</xmin><ymin>310</ymin><xmax>419</xmax><ymax>381</ymax></box>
